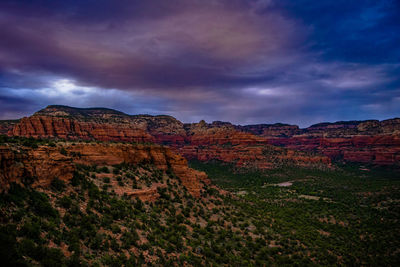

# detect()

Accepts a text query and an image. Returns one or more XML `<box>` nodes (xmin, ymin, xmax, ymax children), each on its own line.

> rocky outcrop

<box><xmin>7</xmin><ymin>105</ymin><xmax>400</xmax><ymax>166</ymax></box>
<box><xmin>267</xmin><ymin>135</ymin><xmax>400</xmax><ymax>165</ymax></box>
<box><xmin>0</xmin><ymin>143</ymin><xmax>209</xmax><ymax>197</ymax></box>
<box><xmin>180</xmin><ymin>144</ymin><xmax>330</xmax><ymax>169</ymax></box>
<box><xmin>240</xmin><ymin>119</ymin><xmax>400</xmax><ymax>137</ymax></box>
<box><xmin>0</xmin><ymin>120</ymin><xmax>18</xmax><ymax>135</ymax></box>
<box><xmin>11</xmin><ymin>105</ymin><xmax>188</xmax><ymax>143</ymax></box>
<box><xmin>238</xmin><ymin>123</ymin><xmax>301</xmax><ymax>137</ymax></box>
<box><xmin>0</xmin><ymin>145</ymin><xmax>75</xmax><ymax>190</ymax></box>
<box><xmin>304</xmin><ymin>119</ymin><xmax>400</xmax><ymax>136</ymax></box>
<box><xmin>238</xmin><ymin>119</ymin><xmax>400</xmax><ymax>165</ymax></box>
<box><xmin>12</xmin><ymin>116</ymin><xmax>154</xmax><ymax>143</ymax></box>
<box><xmin>9</xmin><ymin>106</ymin><xmax>330</xmax><ymax>169</ymax></box>
<box><xmin>176</xmin><ymin>121</ymin><xmax>330</xmax><ymax>168</ymax></box>
<box><xmin>68</xmin><ymin>143</ymin><xmax>210</xmax><ymax>197</ymax></box>
<box><xmin>122</xmin><ymin>184</ymin><xmax>166</xmax><ymax>202</ymax></box>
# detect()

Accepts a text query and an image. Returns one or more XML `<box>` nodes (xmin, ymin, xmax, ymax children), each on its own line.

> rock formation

<box><xmin>0</xmin><ymin>143</ymin><xmax>209</xmax><ymax>197</ymax></box>
<box><xmin>7</xmin><ymin>105</ymin><xmax>331</xmax><ymax>169</ymax></box>
<box><xmin>0</xmin><ymin>120</ymin><xmax>18</xmax><ymax>135</ymax></box>
<box><xmin>5</xmin><ymin>105</ymin><xmax>400</xmax><ymax>166</ymax></box>
<box><xmin>176</xmin><ymin>121</ymin><xmax>329</xmax><ymax>168</ymax></box>
<box><xmin>243</xmin><ymin>120</ymin><xmax>400</xmax><ymax>165</ymax></box>
<box><xmin>0</xmin><ymin>145</ymin><xmax>75</xmax><ymax>190</ymax></box>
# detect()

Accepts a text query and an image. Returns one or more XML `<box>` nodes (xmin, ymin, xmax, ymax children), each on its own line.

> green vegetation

<box><xmin>0</xmin><ymin>135</ymin><xmax>158</xmax><ymax>148</ymax></box>
<box><xmin>3</xmin><ymin>161</ymin><xmax>285</xmax><ymax>266</ymax></box>
<box><xmin>1</xmin><ymin>138</ymin><xmax>399</xmax><ymax>266</ymax></box>
<box><xmin>60</xmin><ymin>147</ymin><xmax>68</xmax><ymax>156</ymax></box>
<box><xmin>0</xmin><ymin>135</ymin><xmax>63</xmax><ymax>148</ymax></box>
<box><xmin>190</xmin><ymin>160</ymin><xmax>400</xmax><ymax>266</ymax></box>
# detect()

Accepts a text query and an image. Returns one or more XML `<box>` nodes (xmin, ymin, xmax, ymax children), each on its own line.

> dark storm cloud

<box><xmin>272</xmin><ymin>0</ymin><xmax>400</xmax><ymax>63</ymax></box>
<box><xmin>0</xmin><ymin>94</ymin><xmax>37</xmax><ymax>120</ymax></box>
<box><xmin>0</xmin><ymin>0</ymin><xmax>399</xmax><ymax>126</ymax></box>
<box><xmin>0</xmin><ymin>0</ymin><xmax>300</xmax><ymax>90</ymax></box>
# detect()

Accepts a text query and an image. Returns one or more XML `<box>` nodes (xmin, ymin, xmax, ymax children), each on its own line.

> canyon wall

<box><xmin>0</xmin><ymin>120</ymin><xmax>18</xmax><ymax>135</ymax></box>
<box><xmin>4</xmin><ymin>105</ymin><xmax>400</xmax><ymax>166</ymax></box>
<box><xmin>12</xmin><ymin>116</ymin><xmax>154</xmax><ymax>143</ymax></box>
<box><xmin>0</xmin><ymin>143</ymin><xmax>209</xmax><ymax>197</ymax></box>
<box><xmin>6</xmin><ymin>106</ymin><xmax>331</xmax><ymax>169</ymax></box>
<box><xmin>240</xmin><ymin>119</ymin><xmax>400</xmax><ymax>165</ymax></box>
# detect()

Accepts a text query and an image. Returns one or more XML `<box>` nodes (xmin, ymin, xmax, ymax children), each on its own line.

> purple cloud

<box><xmin>0</xmin><ymin>0</ymin><xmax>399</xmax><ymax>126</ymax></box>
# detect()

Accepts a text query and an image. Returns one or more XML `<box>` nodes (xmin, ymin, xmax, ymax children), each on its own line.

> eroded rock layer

<box><xmin>0</xmin><ymin>120</ymin><xmax>18</xmax><ymax>135</ymax></box>
<box><xmin>5</xmin><ymin>105</ymin><xmax>400</xmax><ymax>166</ymax></box>
<box><xmin>0</xmin><ymin>143</ymin><xmax>209</xmax><ymax>197</ymax></box>
<box><xmin>7</xmin><ymin>106</ymin><xmax>331</xmax><ymax>168</ymax></box>
<box><xmin>242</xmin><ymin>120</ymin><xmax>400</xmax><ymax>165</ymax></box>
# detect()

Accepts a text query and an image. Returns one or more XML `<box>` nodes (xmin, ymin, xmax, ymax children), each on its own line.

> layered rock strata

<box><xmin>0</xmin><ymin>143</ymin><xmax>209</xmax><ymax>197</ymax></box>
<box><xmin>6</xmin><ymin>105</ymin><xmax>400</xmax><ymax>166</ymax></box>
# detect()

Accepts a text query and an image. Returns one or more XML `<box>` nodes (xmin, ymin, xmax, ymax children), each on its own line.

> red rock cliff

<box><xmin>12</xmin><ymin>116</ymin><xmax>154</xmax><ymax>143</ymax></box>
<box><xmin>9</xmin><ymin>106</ymin><xmax>331</xmax><ymax>169</ymax></box>
<box><xmin>239</xmin><ymin>119</ymin><xmax>400</xmax><ymax>165</ymax></box>
<box><xmin>8</xmin><ymin>105</ymin><xmax>400</xmax><ymax>166</ymax></box>
<box><xmin>0</xmin><ymin>143</ymin><xmax>209</xmax><ymax>197</ymax></box>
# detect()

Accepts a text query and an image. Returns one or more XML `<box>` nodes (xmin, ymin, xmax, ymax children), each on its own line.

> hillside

<box><xmin>0</xmin><ymin>137</ymin><xmax>399</xmax><ymax>266</ymax></box>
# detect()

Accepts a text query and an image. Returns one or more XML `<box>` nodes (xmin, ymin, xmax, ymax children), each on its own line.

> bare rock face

<box><xmin>12</xmin><ymin>116</ymin><xmax>155</xmax><ymax>143</ymax></box>
<box><xmin>0</xmin><ymin>143</ymin><xmax>209</xmax><ymax>197</ymax></box>
<box><xmin>11</xmin><ymin>105</ymin><xmax>188</xmax><ymax>143</ymax></box>
<box><xmin>238</xmin><ymin>123</ymin><xmax>301</xmax><ymax>137</ymax></box>
<box><xmin>7</xmin><ymin>105</ymin><xmax>400</xmax><ymax>166</ymax></box>
<box><xmin>263</xmin><ymin>122</ymin><xmax>400</xmax><ymax>165</ymax></box>
<box><xmin>176</xmin><ymin>122</ymin><xmax>330</xmax><ymax>168</ymax></box>
<box><xmin>68</xmin><ymin>143</ymin><xmax>210</xmax><ymax>197</ymax></box>
<box><xmin>184</xmin><ymin>120</ymin><xmax>267</xmax><ymax>146</ymax></box>
<box><xmin>179</xmin><ymin>144</ymin><xmax>330</xmax><ymax>169</ymax></box>
<box><xmin>0</xmin><ymin>145</ymin><xmax>74</xmax><ymax>190</ymax></box>
<box><xmin>9</xmin><ymin>106</ymin><xmax>330</xmax><ymax>169</ymax></box>
<box><xmin>0</xmin><ymin>120</ymin><xmax>18</xmax><ymax>135</ymax></box>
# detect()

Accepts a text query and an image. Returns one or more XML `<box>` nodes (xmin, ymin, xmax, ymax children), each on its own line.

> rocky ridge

<box><xmin>7</xmin><ymin>106</ymin><xmax>330</xmax><ymax>168</ymax></box>
<box><xmin>4</xmin><ymin>105</ymin><xmax>400</xmax><ymax>165</ymax></box>
<box><xmin>0</xmin><ymin>142</ymin><xmax>209</xmax><ymax>197</ymax></box>
<box><xmin>240</xmin><ymin>120</ymin><xmax>400</xmax><ymax>165</ymax></box>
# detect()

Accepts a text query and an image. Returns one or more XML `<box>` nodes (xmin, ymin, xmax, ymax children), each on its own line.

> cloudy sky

<box><xmin>0</xmin><ymin>0</ymin><xmax>399</xmax><ymax>126</ymax></box>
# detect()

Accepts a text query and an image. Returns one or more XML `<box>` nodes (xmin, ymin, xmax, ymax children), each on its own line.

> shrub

<box><xmin>100</xmin><ymin>166</ymin><xmax>110</xmax><ymax>173</ymax></box>
<box><xmin>22</xmin><ymin>137</ymin><xmax>39</xmax><ymax>148</ymax></box>
<box><xmin>29</xmin><ymin>191</ymin><xmax>58</xmax><ymax>218</ymax></box>
<box><xmin>57</xmin><ymin>196</ymin><xmax>72</xmax><ymax>209</ymax></box>
<box><xmin>71</xmin><ymin>171</ymin><xmax>84</xmax><ymax>186</ymax></box>
<box><xmin>0</xmin><ymin>224</ymin><xmax>26</xmax><ymax>266</ymax></box>
<box><xmin>51</xmin><ymin>178</ymin><xmax>66</xmax><ymax>192</ymax></box>
<box><xmin>111</xmin><ymin>224</ymin><xmax>121</xmax><ymax>234</ymax></box>
<box><xmin>60</xmin><ymin>147</ymin><xmax>68</xmax><ymax>156</ymax></box>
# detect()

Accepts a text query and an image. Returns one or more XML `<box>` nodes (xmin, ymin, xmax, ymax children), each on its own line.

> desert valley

<box><xmin>0</xmin><ymin>105</ymin><xmax>399</xmax><ymax>266</ymax></box>
<box><xmin>1</xmin><ymin>0</ymin><xmax>399</xmax><ymax>266</ymax></box>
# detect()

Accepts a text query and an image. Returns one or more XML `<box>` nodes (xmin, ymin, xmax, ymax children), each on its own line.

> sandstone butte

<box><xmin>0</xmin><ymin>143</ymin><xmax>209</xmax><ymax>200</ymax></box>
<box><xmin>240</xmin><ymin>119</ymin><xmax>400</xmax><ymax>165</ymax></box>
<box><xmin>2</xmin><ymin>105</ymin><xmax>400</xmax><ymax>166</ymax></box>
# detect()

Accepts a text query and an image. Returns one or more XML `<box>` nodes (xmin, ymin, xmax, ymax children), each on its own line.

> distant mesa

<box><xmin>1</xmin><ymin>105</ymin><xmax>399</xmax><ymax>166</ymax></box>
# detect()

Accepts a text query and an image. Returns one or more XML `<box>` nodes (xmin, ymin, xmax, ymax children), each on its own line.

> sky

<box><xmin>0</xmin><ymin>0</ymin><xmax>399</xmax><ymax>127</ymax></box>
